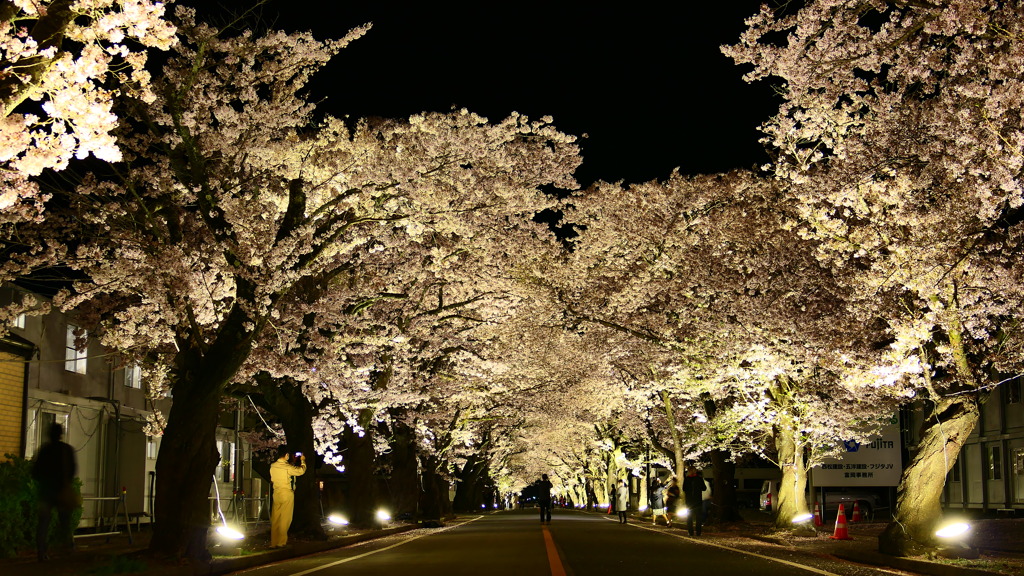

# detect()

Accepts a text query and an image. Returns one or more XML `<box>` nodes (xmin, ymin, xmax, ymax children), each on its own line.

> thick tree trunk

<box><xmin>151</xmin><ymin>376</ymin><xmax>221</xmax><ymax>561</ymax></box>
<box><xmin>417</xmin><ymin>453</ymin><xmax>449</xmax><ymax>522</ymax></box>
<box><xmin>772</xmin><ymin>416</ymin><xmax>810</xmax><ymax>529</ymax></box>
<box><xmin>708</xmin><ymin>449</ymin><xmax>742</xmax><ymax>522</ymax></box>
<box><xmin>453</xmin><ymin>454</ymin><xmax>488</xmax><ymax>512</ymax></box>
<box><xmin>389</xmin><ymin>420</ymin><xmax>420</xmax><ymax>520</ymax></box>
<box><xmin>879</xmin><ymin>394</ymin><xmax>979</xmax><ymax>556</ymax></box>
<box><xmin>343</xmin><ymin>416</ymin><xmax>378</xmax><ymax>527</ymax></box>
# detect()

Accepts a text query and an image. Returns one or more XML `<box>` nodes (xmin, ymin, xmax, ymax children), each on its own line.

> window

<box><xmin>26</xmin><ymin>411</ymin><xmax>69</xmax><ymax>459</ymax></box>
<box><xmin>1007</xmin><ymin>376</ymin><xmax>1022</xmax><ymax>404</ymax></box>
<box><xmin>951</xmin><ymin>459</ymin><xmax>961</xmax><ymax>482</ymax></box>
<box><xmin>989</xmin><ymin>446</ymin><xmax>1003</xmax><ymax>480</ymax></box>
<box><xmin>13</xmin><ymin>313</ymin><xmax>26</xmax><ymax>329</ymax></box>
<box><xmin>147</xmin><ymin>437</ymin><xmax>159</xmax><ymax>460</ymax></box>
<box><xmin>125</xmin><ymin>364</ymin><xmax>142</xmax><ymax>389</ymax></box>
<box><xmin>64</xmin><ymin>324</ymin><xmax>87</xmax><ymax>374</ymax></box>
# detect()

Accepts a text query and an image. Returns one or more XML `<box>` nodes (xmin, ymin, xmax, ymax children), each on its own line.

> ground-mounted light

<box><xmin>327</xmin><ymin>514</ymin><xmax>349</xmax><ymax>526</ymax></box>
<box><xmin>216</xmin><ymin>525</ymin><xmax>245</xmax><ymax>541</ymax></box>
<box><xmin>376</xmin><ymin>509</ymin><xmax>392</xmax><ymax>523</ymax></box>
<box><xmin>638</xmin><ymin>505</ymin><xmax>648</xmax><ymax>512</ymax></box>
<box><xmin>791</xmin><ymin>513</ymin><xmax>814</xmax><ymax>523</ymax></box>
<box><xmin>935</xmin><ymin>521</ymin><xmax>970</xmax><ymax>539</ymax></box>
<box><xmin>676</xmin><ymin>508</ymin><xmax>689</xmax><ymax>519</ymax></box>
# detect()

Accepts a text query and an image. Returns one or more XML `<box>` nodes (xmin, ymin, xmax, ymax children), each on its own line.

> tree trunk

<box><xmin>417</xmin><ymin>453</ymin><xmax>449</xmax><ymax>522</ymax></box>
<box><xmin>343</xmin><ymin>415</ymin><xmax>378</xmax><ymax>527</ymax></box>
<box><xmin>879</xmin><ymin>394</ymin><xmax>980</xmax><ymax>556</ymax></box>
<box><xmin>772</xmin><ymin>416</ymin><xmax>810</xmax><ymax>529</ymax></box>
<box><xmin>150</xmin><ymin>320</ymin><xmax>255</xmax><ymax>560</ymax></box>
<box><xmin>661</xmin><ymin>391</ymin><xmax>686</xmax><ymax>478</ymax></box>
<box><xmin>708</xmin><ymin>449</ymin><xmax>742</xmax><ymax>522</ymax></box>
<box><xmin>389</xmin><ymin>420</ymin><xmax>420</xmax><ymax>521</ymax></box>
<box><xmin>453</xmin><ymin>454</ymin><xmax>488</xmax><ymax>512</ymax></box>
<box><xmin>151</xmin><ymin>375</ymin><xmax>221</xmax><ymax>562</ymax></box>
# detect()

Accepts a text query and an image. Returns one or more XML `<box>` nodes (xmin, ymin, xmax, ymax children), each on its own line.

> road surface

<box><xmin>233</xmin><ymin>509</ymin><xmax>906</xmax><ymax>576</ymax></box>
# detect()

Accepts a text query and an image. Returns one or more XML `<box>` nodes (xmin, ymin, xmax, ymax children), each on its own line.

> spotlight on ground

<box><xmin>376</xmin><ymin>509</ymin><xmax>392</xmax><ymax>523</ymax></box>
<box><xmin>327</xmin><ymin>514</ymin><xmax>349</xmax><ymax>526</ymax></box>
<box><xmin>935</xmin><ymin>522</ymin><xmax>970</xmax><ymax>539</ymax></box>
<box><xmin>792</xmin><ymin>513</ymin><xmax>814</xmax><ymax>523</ymax></box>
<box><xmin>216</xmin><ymin>525</ymin><xmax>245</xmax><ymax>540</ymax></box>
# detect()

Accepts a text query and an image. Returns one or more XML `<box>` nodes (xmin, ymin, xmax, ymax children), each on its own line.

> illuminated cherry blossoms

<box><xmin>2</xmin><ymin>0</ymin><xmax>1022</xmax><ymax>560</ymax></box>
<box><xmin>1</xmin><ymin>0</ymin><xmax>176</xmax><ymax>218</ymax></box>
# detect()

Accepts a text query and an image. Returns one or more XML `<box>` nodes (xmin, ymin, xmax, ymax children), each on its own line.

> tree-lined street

<box><xmin>2</xmin><ymin>0</ymin><xmax>1023</xmax><ymax>569</ymax></box>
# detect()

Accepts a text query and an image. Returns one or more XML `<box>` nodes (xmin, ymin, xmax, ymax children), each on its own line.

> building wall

<box><xmin>0</xmin><ymin>349</ymin><xmax>26</xmax><ymax>457</ymax></box>
<box><xmin>5</xmin><ymin>286</ymin><xmax>166</xmax><ymax>527</ymax></box>
<box><xmin>943</xmin><ymin>378</ymin><xmax>1024</xmax><ymax>512</ymax></box>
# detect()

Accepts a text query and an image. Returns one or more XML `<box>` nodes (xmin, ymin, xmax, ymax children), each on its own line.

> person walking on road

<box><xmin>651</xmin><ymin>478</ymin><xmax>670</xmax><ymax>527</ymax></box>
<box><xmin>614</xmin><ymin>479</ymin><xmax>629</xmax><ymax>524</ymax></box>
<box><xmin>666</xmin><ymin>476</ymin><xmax>681</xmax><ymax>524</ymax></box>
<box><xmin>270</xmin><ymin>446</ymin><xmax>306</xmax><ymax>547</ymax></box>
<box><xmin>32</xmin><ymin>423</ymin><xmax>77</xmax><ymax>562</ymax></box>
<box><xmin>537</xmin><ymin>474</ymin><xmax>553</xmax><ymax>523</ymax></box>
<box><xmin>682</xmin><ymin>466</ymin><xmax>707</xmax><ymax>536</ymax></box>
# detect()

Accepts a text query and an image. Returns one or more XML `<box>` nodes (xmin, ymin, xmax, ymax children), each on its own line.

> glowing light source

<box><xmin>210</xmin><ymin>474</ymin><xmax>244</xmax><ymax>541</ymax></box>
<box><xmin>216</xmin><ymin>525</ymin><xmax>245</xmax><ymax>540</ymax></box>
<box><xmin>791</xmin><ymin>513</ymin><xmax>814</xmax><ymax>523</ymax></box>
<box><xmin>935</xmin><ymin>522</ymin><xmax>970</xmax><ymax>539</ymax></box>
<box><xmin>676</xmin><ymin>508</ymin><xmax>689</xmax><ymax>519</ymax></box>
<box><xmin>376</xmin><ymin>509</ymin><xmax>391</xmax><ymax>523</ymax></box>
<box><xmin>327</xmin><ymin>515</ymin><xmax>349</xmax><ymax>526</ymax></box>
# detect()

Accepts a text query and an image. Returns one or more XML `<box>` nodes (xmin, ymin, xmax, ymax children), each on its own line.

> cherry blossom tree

<box><xmin>726</xmin><ymin>0</ymin><xmax>1024</xmax><ymax>553</ymax></box>
<box><xmin>550</xmin><ymin>171</ymin><xmax>903</xmax><ymax>527</ymax></box>
<box><xmin>0</xmin><ymin>0</ymin><xmax>176</xmax><ymax>221</ymax></box>
<box><xmin>5</xmin><ymin>6</ymin><xmax>581</xmax><ymax>559</ymax></box>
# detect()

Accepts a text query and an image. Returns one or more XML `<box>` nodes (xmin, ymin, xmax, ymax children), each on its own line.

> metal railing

<box><xmin>76</xmin><ymin>491</ymin><xmax>133</xmax><ymax>544</ymax></box>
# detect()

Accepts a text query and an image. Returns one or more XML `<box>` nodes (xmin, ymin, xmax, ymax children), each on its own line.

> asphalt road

<box><xmin>231</xmin><ymin>509</ymin><xmax>896</xmax><ymax>576</ymax></box>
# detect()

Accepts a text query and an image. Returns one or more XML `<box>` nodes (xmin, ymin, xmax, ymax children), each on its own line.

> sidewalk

<box><xmin>2</xmin><ymin>522</ymin><xmax>419</xmax><ymax>576</ymax></box>
<box><xmin>709</xmin><ymin>511</ymin><xmax>1024</xmax><ymax>576</ymax></box>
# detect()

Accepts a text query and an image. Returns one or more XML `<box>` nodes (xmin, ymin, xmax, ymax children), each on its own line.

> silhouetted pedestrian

<box><xmin>32</xmin><ymin>423</ymin><xmax>77</xmax><ymax>562</ymax></box>
<box><xmin>537</xmin><ymin>474</ymin><xmax>553</xmax><ymax>523</ymax></box>
<box><xmin>682</xmin><ymin>466</ymin><xmax>707</xmax><ymax>536</ymax></box>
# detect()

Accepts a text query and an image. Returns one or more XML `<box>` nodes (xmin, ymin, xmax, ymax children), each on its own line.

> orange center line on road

<box><xmin>541</xmin><ymin>525</ymin><xmax>567</xmax><ymax>576</ymax></box>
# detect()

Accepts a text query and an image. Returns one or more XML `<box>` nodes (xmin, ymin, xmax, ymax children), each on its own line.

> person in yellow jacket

<box><xmin>270</xmin><ymin>445</ymin><xmax>306</xmax><ymax>547</ymax></box>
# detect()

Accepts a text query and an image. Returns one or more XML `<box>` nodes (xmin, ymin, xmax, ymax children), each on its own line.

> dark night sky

<box><xmin>191</xmin><ymin>1</ymin><xmax>778</xmax><ymax>186</ymax></box>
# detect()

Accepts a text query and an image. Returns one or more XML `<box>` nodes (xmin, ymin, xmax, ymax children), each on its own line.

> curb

<box><xmin>831</xmin><ymin>551</ymin><xmax>1007</xmax><ymax>576</ymax></box>
<box><xmin>199</xmin><ymin>524</ymin><xmax>419</xmax><ymax>576</ymax></box>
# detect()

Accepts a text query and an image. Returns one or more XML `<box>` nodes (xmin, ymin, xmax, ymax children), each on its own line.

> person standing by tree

<box><xmin>537</xmin><ymin>474</ymin><xmax>553</xmax><ymax>523</ymax></box>
<box><xmin>651</xmin><ymin>478</ymin><xmax>670</xmax><ymax>527</ymax></box>
<box><xmin>682</xmin><ymin>467</ymin><xmax>707</xmax><ymax>536</ymax></box>
<box><xmin>614</xmin><ymin>479</ymin><xmax>629</xmax><ymax>524</ymax></box>
<box><xmin>32</xmin><ymin>423</ymin><xmax>77</xmax><ymax>562</ymax></box>
<box><xmin>270</xmin><ymin>446</ymin><xmax>306</xmax><ymax>547</ymax></box>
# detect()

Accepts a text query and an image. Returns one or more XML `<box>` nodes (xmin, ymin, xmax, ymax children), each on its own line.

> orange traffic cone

<box><xmin>851</xmin><ymin>501</ymin><xmax>862</xmax><ymax>523</ymax></box>
<box><xmin>813</xmin><ymin>502</ymin><xmax>823</xmax><ymax>527</ymax></box>
<box><xmin>831</xmin><ymin>504</ymin><xmax>853</xmax><ymax>540</ymax></box>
